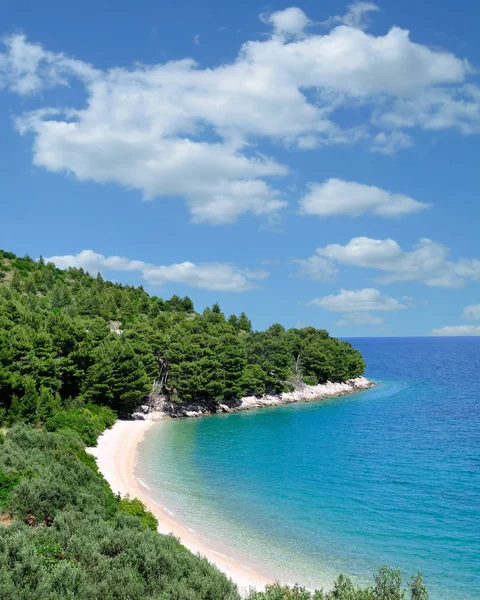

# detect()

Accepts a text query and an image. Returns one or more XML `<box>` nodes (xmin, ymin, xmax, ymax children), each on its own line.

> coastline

<box><xmin>88</xmin><ymin>379</ymin><xmax>375</xmax><ymax>594</ymax></box>
<box><xmin>87</xmin><ymin>420</ymin><xmax>272</xmax><ymax>595</ymax></box>
<box><xmin>136</xmin><ymin>376</ymin><xmax>375</xmax><ymax>420</ymax></box>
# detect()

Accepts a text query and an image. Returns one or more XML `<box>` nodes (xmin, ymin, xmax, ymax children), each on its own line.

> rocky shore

<box><xmin>133</xmin><ymin>376</ymin><xmax>375</xmax><ymax>421</ymax></box>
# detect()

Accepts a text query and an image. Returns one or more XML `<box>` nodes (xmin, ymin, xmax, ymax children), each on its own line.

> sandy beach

<box><xmin>88</xmin><ymin>420</ymin><xmax>272</xmax><ymax>595</ymax></box>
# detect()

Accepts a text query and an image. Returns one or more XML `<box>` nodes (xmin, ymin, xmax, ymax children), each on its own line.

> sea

<box><xmin>136</xmin><ymin>337</ymin><xmax>480</xmax><ymax>600</ymax></box>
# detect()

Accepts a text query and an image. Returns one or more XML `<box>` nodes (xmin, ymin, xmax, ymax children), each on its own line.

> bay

<box><xmin>136</xmin><ymin>338</ymin><xmax>480</xmax><ymax>599</ymax></box>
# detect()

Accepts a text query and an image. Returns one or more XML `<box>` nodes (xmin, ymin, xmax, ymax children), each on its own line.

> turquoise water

<box><xmin>136</xmin><ymin>338</ymin><xmax>480</xmax><ymax>599</ymax></box>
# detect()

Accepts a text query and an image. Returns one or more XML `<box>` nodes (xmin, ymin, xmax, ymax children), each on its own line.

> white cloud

<box><xmin>431</xmin><ymin>325</ymin><xmax>480</xmax><ymax>336</ymax></box>
<box><xmin>264</xmin><ymin>7</ymin><xmax>310</xmax><ymax>38</ymax></box>
<box><xmin>142</xmin><ymin>263</ymin><xmax>266</xmax><ymax>292</ymax></box>
<box><xmin>292</xmin><ymin>254</ymin><xmax>338</xmax><ymax>281</ymax></box>
<box><xmin>44</xmin><ymin>250</ymin><xmax>267</xmax><ymax>292</ymax></box>
<box><xmin>193</xmin><ymin>35</ymin><xmax>200</xmax><ymax>45</ymax></box>
<box><xmin>375</xmin><ymin>85</ymin><xmax>480</xmax><ymax>135</ymax></box>
<box><xmin>462</xmin><ymin>304</ymin><xmax>480</xmax><ymax>320</ymax></box>
<box><xmin>371</xmin><ymin>130</ymin><xmax>413</xmax><ymax>155</ymax></box>
<box><xmin>0</xmin><ymin>34</ymin><xmax>96</xmax><ymax>95</ymax></box>
<box><xmin>1</xmin><ymin>7</ymin><xmax>479</xmax><ymax>222</ymax></box>
<box><xmin>45</xmin><ymin>250</ymin><xmax>146</xmax><ymax>272</ymax></box>
<box><xmin>299</xmin><ymin>237</ymin><xmax>480</xmax><ymax>288</ymax></box>
<box><xmin>307</xmin><ymin>288</ymin><xmax>407</xmax><ymax>312</ymax></box>
<box><xmin>335</xmin><ymin>312</ymin><xmax>384</xmax><ymax>326</ymax></box>
<box><xmin>299</xmin><ymin>178</ymin><xmax>429</xmax><ymax>217</ymax></box>
<box><xmin>322</xmin><ymin>2</ymin><xmax>380</xmax><ymax>31</ymax></box>
<box><xmin>17</xmin><ymin>112</ymin><xmax>288</xmax><ymax>224</ymax></box>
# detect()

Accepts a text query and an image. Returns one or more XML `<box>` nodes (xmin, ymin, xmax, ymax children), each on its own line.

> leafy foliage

<box><xmin>117</xmin><ymin>497</ymin><xmax>158</xmax><ymax>531</ymax></box>
<box><xmin>0</xmin><ymin>426</ymin><xmax>238</xmax><ymax>599</ymax></box>
<box><xmin>244</xmin><ymin>569</ymin><xmax>429</xmax><ymax>600</ymax></box>
<box><xmin>0</xmin><ymin>249</ymin><xmax>365</xmax><ymax>425</ymax></box>
<box><xmin>44</xmin><ymin>406</ymin><xmax>116</xmax><ymax>446</ymax></box>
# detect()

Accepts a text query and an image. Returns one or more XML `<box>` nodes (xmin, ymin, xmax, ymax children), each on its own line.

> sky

<box><xmin>1</xmin><ymin>0</ymin><xmax>480</xmax><ymax>336</ymax></box>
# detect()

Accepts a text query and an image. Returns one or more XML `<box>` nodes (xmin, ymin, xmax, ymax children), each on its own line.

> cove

<box><xmin>136</xmin><ymin>338</ymin><xmax>480</xmax><ymax>600</ymax></box>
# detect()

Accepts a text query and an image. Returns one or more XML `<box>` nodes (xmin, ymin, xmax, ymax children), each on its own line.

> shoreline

<box><xmin>136</xmin><ymin>376</ymin><xmax>375</xmax><ymax>420</ymax></box>
<box><xmin>88</xmin><ymin>379</ymin><xmax>375</xmax><ymax>595</ymax></box>
<box><xmin>88</xmin><ymin>420</ymin><xmax>272</xmax><ymax>595</ymax></box>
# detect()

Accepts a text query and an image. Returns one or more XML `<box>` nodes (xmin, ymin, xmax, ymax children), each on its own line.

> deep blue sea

<box><xmin>136</xmin><ymin>338</ymin><xmax>480</xmax><ymax>600</ymax></box>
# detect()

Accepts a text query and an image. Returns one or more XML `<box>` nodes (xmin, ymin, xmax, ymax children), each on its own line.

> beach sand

<box><xmin>88</xmin><ymin>420</ymin><xmax>272</xmax><ymax>595</ymax></box>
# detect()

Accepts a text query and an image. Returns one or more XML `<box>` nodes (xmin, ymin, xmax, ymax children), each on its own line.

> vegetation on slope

<box><xmin>0</xmin><ymin>427</ymin><xmax>428</xmax><ymax>600</ymax></box>
<box><xmin>0</xmin><ymin>250</ymin><xmax>429</xmax><ymax>599</ymax></box>
<box><xmin>0</xmin><ymin>425</ymin><xmax>238</xmax><ymax>599</ymax></box>
<box><xmin>0</xmin><ymin>249</ymin><xmax>365</xmax><ymax>425</ymax></box>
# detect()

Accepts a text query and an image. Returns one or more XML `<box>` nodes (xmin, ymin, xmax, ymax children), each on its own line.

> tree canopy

<box><xmin>0</xmin><ymin>249</ymin><xmax>365</xmax><ymax>424</ymax></box>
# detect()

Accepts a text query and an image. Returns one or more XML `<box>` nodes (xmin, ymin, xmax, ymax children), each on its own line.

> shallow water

<box><xmin>136</xmin><ymin>337</ymin><xmax>480</xmax><ymax>599</ymax></box>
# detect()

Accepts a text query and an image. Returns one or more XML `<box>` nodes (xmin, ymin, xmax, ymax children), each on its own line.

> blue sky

<box><xmin>1</xmin><ymin>0</ymin><xmax>480</xmax><ymax>336</ymax></box>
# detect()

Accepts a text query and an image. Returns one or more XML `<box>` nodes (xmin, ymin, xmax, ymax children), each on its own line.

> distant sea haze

<box><xmin>137</xmin><ymin>337</ymin><xmax>480</xmax><ymax>600</ymax></box>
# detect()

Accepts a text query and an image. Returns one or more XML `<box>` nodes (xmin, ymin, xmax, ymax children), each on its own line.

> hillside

<box><xmin>0</xmin><ymin>249</ymin><xmax>365</xmax><ymax>427</ymax></box>
<box><xmin>0</xmin><ymin>249</ymin><xmax>431</xmax><ymax>599</ymax></box>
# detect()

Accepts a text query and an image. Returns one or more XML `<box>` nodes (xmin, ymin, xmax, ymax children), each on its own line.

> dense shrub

<box><xmin>0</xmin><ymin>426</ymin><xmax>238</xmax><ymax>599</ymax></box>
<box><xmin>44</xmin><ymin>404</ymin><xmax>116</xmax><ymax>446</ymax></box>
<box><xmin>245</xmin><ymin>570</ymin><xmax>429</xmax><ymax>600</ymax></box>
<box><xmin>117</xmin><ymin>497</ymin><xmax>158</xmax><ymax>531</ymax></box>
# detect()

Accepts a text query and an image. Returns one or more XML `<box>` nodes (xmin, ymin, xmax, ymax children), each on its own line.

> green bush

<box><xmin>44</xmin><ymin>407</ymin><xmax>115</xmax><ymax>446</ymax></box>
<box><xmin>245</xmin><ymin>569</ymin><xmax>429</xmax><ymax>600</ymax></box>
<box><xmin>117</xmin><ymin>497</ymin><xmax>158</xmax><ymax>531</ymax></box>
<box><xmin>0</xmin><ymin>425</ymin><xmax>239</xmax><ymax>599</ymax></box>
<box><xmin>0</xmin><ymin>470</ymin><xmax>23</xmax><ymax>508</ymax></box>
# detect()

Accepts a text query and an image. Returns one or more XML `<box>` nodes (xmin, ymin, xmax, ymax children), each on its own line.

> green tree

<box><xmin>237</xmin><ymin>311</ymin><xmax>252</xmax><ymax>332</ymax></box>
<box><xmin>83</xmin><ymin>340</ymin><xmax>151</xmax><ymax>413</ymax></box>
<box><xmin>36</xmin><ymin>387</ymin><xmax>62</xmax><ymax>423</ymax></box>
<box><xmin>6</xmin><ymin>394</ymin><xmax>21</xmax><ymax>425</ymax></box>
<box><xmin>20</xmin><ymin>376</ymin><xmax>38</xmax><ymax>423</ymax></box>
<box><xmin>373</xmin><ymin>567</ymin><xmax>404</xmax><ymax>600</ymax></box>
<box><xmin>240</xmin><ymin>364</ymin><xmax>266</xmax><ymax>396</ymax></box>
<box><xmin>409</xmin><ymin>573</ymin><xmax>428</xmax><ymax>600</ymax></box>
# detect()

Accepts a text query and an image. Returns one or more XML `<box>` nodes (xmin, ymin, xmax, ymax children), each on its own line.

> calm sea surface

<box><xmin>136</xmin><ymin>338</ymin><xmax>480</xmax><ymax>599</ymax></box>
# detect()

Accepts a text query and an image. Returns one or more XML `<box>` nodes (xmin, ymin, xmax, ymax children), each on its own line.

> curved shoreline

<box><xmin>88</xmin><ymin>420</ymin><xmax>272</xmax><ymax>594</ymax></box>
<box><xmin>88</xmin><ymin>379</ymin><xmax>375</xmax><ymax>595</ymax></box>
<box><xmin>136</xmin><ymin>376</ymin><xmax>375</xmax><ymax>420</ymax></box>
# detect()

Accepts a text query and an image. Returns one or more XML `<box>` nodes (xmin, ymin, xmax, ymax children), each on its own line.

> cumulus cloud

<box><xmin>430</xmin><ymin>325</ymin><xmax>480</xmax><ymax>336</ymax></box>
<box><xmin>299</xmin><ymin>237</ymin><xmax>480</xmax><ymax>288</ymax></box>
<box><xmin>44</xmin><ymin>250</ymin><xmax>267</xmax><ymax>292</ymax></box>
<box><xmin>430</xmin><ymin>304</ymin><xmax>480</xmax><ymax>335</ymax></box>
<box><xmin>264</xmin><ymin>7</ymin><xmax>310</xmax><ymax>37</ymax></box>
<box><xmin>307</xmin><ymin>288</ymin><xmax>407</xmax><ymax>312</ymax></box>
<box><xmin>462</xmin><ymin>304</ymin><xmax>480</xmax><ymax>320</ymax></box>
<box><xmin>371</xmin><ymin>130</ymin><xmax>413</xmax><ymax>154</ymax></box>
<box><xmin>322</xmin><ymin>2</ymin><xmax>380</xmax><ymax>31</ymax></box>
<box><xmin>375</xmin><ymin>85</ymin><xmax>480</xmax><ymax>136</ymax></box>
<box><xmin>1</xmin><ymin>6</ymin><xmax>479</xmax><ymax>221</ymax></box>
<box><xmin>299</xmin><ymin>178</ymin><xmax>430</xmax><ymax>217</ymax></box>
<box><xmin>291</xmin><ymin>254</ymin><xmax>339</xmax><ymax>281</ymax></box>
<box><xmin>335</xmin><ymin>312</ymin><xmax>384</xmax><ymax>326</ymax></box>
<box><xmin>142</xmin><ymin>263</ymin><xmax>268</xmax><ymax>292</ymax></box>
<box><xmin>0</xmin><ymin>34</ymin><xmax>96</xmax><ymax>95</ymax></box>
<box><xmin>45</xmin><ymin>249</ymin><xmax>146</xmax><ymax>273</ymax></box>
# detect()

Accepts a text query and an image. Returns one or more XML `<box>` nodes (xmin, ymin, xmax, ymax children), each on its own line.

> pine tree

<box><xmin>7</xmin><ymin>394</ymin><xmax>21</xmax><ymax>425</ymax></box>
<box><xmin>19</xmin><ymin>377</ymin><xmax>38</xmax><ymax>423</ymax></box>
<box><xmin>237</xmin><ymin>312</ymin><xmax>252</xmax><ymax>332</ymax></box>
<box><xmin>228</xmin><ymin>314</ymin><xmax>239</xmax><ymax>330</ymax></box>
<box><xmin>36</xmin><ymin>387</ymin><xmax>62</xmax><ymax>423</ymax></box>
